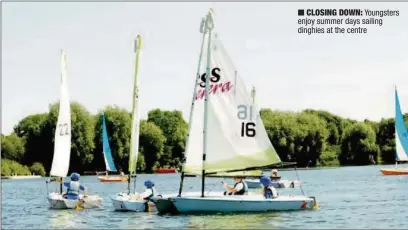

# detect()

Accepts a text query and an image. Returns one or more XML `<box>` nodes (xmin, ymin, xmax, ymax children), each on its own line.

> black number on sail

<box><xmin>241</xmin><ymin>122</ymin><xmax>256</xmax><ymax>137</ymax></box>
<box><xmin>58</xmin><ymin>123</ymin><xmax>69</xmax><ymax>136</ymax></box>
<box><xmin>199</xmin><ymin>67</ymin><xmax>221</xmax><ymax>88</ymax></box>
<box><xmin>237</xmin><ymin>105</ymin><xmax>256</xmax><ymax>138</ymax></box>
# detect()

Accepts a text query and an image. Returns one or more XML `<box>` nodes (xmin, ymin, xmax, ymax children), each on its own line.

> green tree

<box><xmin>30</xmin><ymin>162</ymin><xmax>46</xmax><ymax>176</ymax></box>
<box><xmin>260</xmin><ymin>109</ymin><xmax>298</xmax><ymax>162</ymax></box>
<box><xmin>1</xmin><ymin>133</ymin><xmax>25</xmax><ymax>162</ymax></box>
<box><xmin>339</xmin><ymin>122</ymin><xmax>379</xmax><ymax>165</ymax></box>
<box><xmin>139</xmin><ymin>120</ymin><xmax>166</xmax><ymax>172</ymax></box>
<box><xmin>296</xmin><ymin>112</ymin><xmax>329</xmax><ymax>167</ymax></box>
<box><xmin>303</xmin><ymin>109</ymin><xmax>344</xmax><ymax>145</ymax></box>
<box><xmin>1</xmin><ymin>159</ymin><xmax>31</xmax><ymax>176</ymax></box>
<box><xmin>260</xmin><ymin>109</ymin><xmax>329</xmax><ymax>167</ymax></box>
<box><xmin>14</xmin><ymin>113</ymin><xmax>48</xmax><ymax>166</ymax></box>
<box><xmin>147</xmin><ymin>109</ymin><xmax>188</xmax><ymax>168</ymax></box>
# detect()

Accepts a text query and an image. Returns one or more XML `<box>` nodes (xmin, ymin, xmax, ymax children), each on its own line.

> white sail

<box><xmin>128</xmin><ymin>36</ymin><xmax>142</xmax><ymax>174</ymax></box>
<box><xmin>183</xmin><ymin>31</ymin><xmax>281</xmax><ymax>175</ymax></box>
<box><xmin>50</xmin><ymin>50</ymin><xmax>72</xmax><ymax>178</ymax></box>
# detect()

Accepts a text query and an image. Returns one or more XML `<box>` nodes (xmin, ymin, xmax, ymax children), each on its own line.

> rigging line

<box><xmin>294</xmin><ymin>166</ymin><xmax>305</xmax><ymax>196</ymax></box>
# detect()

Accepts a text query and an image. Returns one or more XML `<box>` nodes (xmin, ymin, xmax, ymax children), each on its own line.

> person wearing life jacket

<box><xmin>222</xmin><ymin>176</ymin><xmax>248</xmax><ymax>196</ymax></box>
<box><xmin>138</xmin><ymin>180</ymin><xmax>158</xmax><ymax>212</ymax></box>
<box><xmin>140</xmin><ymin>180</ymin><xmax>157</xmax><ymax>201</ymax></box>
<box><xmin>63</xmin><ymin>172</ymin><xmax>86</xmax><ymax>200</ymax></box>
<box><xmin>260</xmin><ymin>176</ymin><xmax>278</xmax><ymax>199</ymax></box>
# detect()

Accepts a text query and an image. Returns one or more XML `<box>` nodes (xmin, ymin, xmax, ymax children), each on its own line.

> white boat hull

<box><xmin>110</xmin><ymin>192</ymin><xmax>157</xmax><ymax>212</ymax></box>
<box><xmin>170</xmin><ymin>195</ymin><xmax>316</xmax><ymax>213</ymax></box>
<box><xmin>245</xmin><ymin>179</ymin><xmax>301</xmax><ymax>189</ymax></box>
<box><xmin>47</xmin><ymin>192</ymin><xmax>102</xmax><ymax>209</ymax></box>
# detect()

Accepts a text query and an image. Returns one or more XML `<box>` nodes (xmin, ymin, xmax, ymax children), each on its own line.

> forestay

<box><xmin>49</xmin><ymin>50</ymin><xmax>72</xmax><ymax>178</ymax></box>
<box><xmin>183</xmin><ymin>32</ymin><xmax>281</xmax><ymax>174</ymax></box>
<box><xmin>395</xmin><ymin>88</ymin><xmax>408</xmax><ymax>161</ymax></box>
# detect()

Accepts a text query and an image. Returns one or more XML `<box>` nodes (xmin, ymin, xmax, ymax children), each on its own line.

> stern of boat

<box><xmin>47</xmin><ymin>192</ymin><xmax>67</xmax><ymax>209</ymax></box>
<box><xmin>150</xmin><ymin>196</ymin><xmax>179</xmax><ymax>214</ymax></box>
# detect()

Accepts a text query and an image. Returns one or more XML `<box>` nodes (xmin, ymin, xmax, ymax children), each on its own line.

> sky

<box><xmin>2</xmin><ymin>2</ymin><xmax>408</xmax><ymax>135</ymax></box>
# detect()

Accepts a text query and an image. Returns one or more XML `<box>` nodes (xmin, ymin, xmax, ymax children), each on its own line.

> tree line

<box><xmin>1</xmin><ymin>102</ymin><xmax>405</xmax><ymax>176</ymax></box>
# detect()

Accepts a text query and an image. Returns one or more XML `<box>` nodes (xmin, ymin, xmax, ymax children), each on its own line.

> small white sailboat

<box><xmin>380</xmin><ymin>86</ymin><xmax>408</xmax><ymax>175</ymax></box>
<box><xmin>110</xmin><ymin>35</ymin><xmax>153</xmax><ymax>212</ymax></box>
<box><xmin>98</xmin><ymin>113</ymin><xmax>128</xmax><ymax>182</ymax></box>
<box><xmin>47</xmin><ymin>50</ymin><xmax>102</xmax><ymax>209</ymax></box>
<box><xmin>152</xmin><ymin>9</ymin><xmax>317</xmax><ymax>214</ymax></box>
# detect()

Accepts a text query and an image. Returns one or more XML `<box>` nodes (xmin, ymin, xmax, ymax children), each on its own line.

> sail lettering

<box><xmin>195</xmin><ymin>67</ymin><xmax>233</xmax><ymax>100</ymax></box>
<box><xmin>199</xmin><ymin>67</ymin><xmax>221</xmax><ymax>88</ymax></box>
<box><xmin>58</xmin><ymin>123</ymin><xmax>69</xmax><ymax>136</ymax></box>
<box><xmin>237</xmin><ymin>105</ymin><xmax>256</xmax><ymax>137</ymax></box>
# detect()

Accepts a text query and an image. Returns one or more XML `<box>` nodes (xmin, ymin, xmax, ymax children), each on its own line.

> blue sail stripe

<box><xmin>102</xmin><ymin>113</ymin><xmax>117</xmax><ymax>172</ymax></box>
<box><xmin>394</xmin><ymin>88</ymin><xmax>408</xmax><ymax>161</ymax></box>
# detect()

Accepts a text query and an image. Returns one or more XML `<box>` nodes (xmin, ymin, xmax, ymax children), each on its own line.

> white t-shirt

<box><xmin>140</xmin><ymin>188</ymin><xmax>156</xmax><ymax>199</ymax></box>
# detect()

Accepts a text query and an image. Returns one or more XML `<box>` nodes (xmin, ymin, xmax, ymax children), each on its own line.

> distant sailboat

<box><xmin>47</xmin><ymin>50</ymin><xmax>102</xmax><ymax>209</ymax></box>
<box><xmin>380</xmin><ymin>87</ymin><xmax>408</xmax><ymax>175</ymax></box>
<box><xmin>151</xmin><ymin>9</ymin><xmax>317</xmax><ymax>214</ymax></box>
<box><xmin>98</xmin><ymin>113</ymin><xmax>128</xmax><ymax>182</ymax></box>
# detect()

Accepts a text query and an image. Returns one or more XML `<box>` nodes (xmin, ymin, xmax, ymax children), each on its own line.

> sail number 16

<box><xmin>237</xmin><ymin>105</ymin><xmax>256</xmax><ymax>137</ymax></box>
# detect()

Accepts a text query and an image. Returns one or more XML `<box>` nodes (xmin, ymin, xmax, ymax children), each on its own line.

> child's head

<box><xmin>260</xmin><ymin>176</ymin><xmax>271</xmax><ymax>188</ymax></box>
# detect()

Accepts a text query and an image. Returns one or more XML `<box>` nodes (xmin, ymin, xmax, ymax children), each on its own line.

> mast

<box><xmin>201</xmin><ymin>9</ymin><xmax>214</xmax><ymax>198</ymax></box>
<box><xmin>178</xmin><ymin>17</ymin><xmax>207</xmax><ymax>197</ymax></box>
<box><xmin>128</xmin><ymin>35</ymin><xmax>142</xmax><ymax>194</ymax></box>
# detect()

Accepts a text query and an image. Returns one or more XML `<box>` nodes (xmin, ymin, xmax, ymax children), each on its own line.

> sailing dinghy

<box><xmin>47</xmin><ymin>50</ymin><xmax>102</xmax><ymax>209</ymax></box>
<box><xmin>98</xmin><ymin>113</ymin><xmax>128</xmax><ymax>182</ymax></box>
<box><xmin>151</xmin><ymin>9</ymin><xmax>317</xmax><ymax>214</ymax></box>
<box><xmin>380</xmin><ymin>87</ymin><xmax>408</xmax><ymax>175</ymax></box>
<box><xmin>110</xmin><ymin>35</ymin><xmax>157</xmax><ymax>212</ymax></box>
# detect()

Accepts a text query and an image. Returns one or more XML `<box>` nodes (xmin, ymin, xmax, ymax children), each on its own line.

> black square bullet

<box><xmin>298</xmin><ymin>9</ymin><xmax>305</xmax><ymax>16</ymax></box>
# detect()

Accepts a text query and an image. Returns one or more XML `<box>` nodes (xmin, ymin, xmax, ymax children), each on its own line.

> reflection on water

<box><xmin>48</xmin><ymin>210</ymin><xmax>83</xmax><ymax>229</ymax></box>
<box><xmin>187</xmin><ymin>212</ymin><xmax>281</xmax><ymax>229</ymax></box>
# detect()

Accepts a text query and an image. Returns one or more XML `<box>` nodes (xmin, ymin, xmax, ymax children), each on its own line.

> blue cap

<box><xmin>70</xmin><ymin>172</ymin><xmax>80</xmax><ymax>181</ymax></box>
<box><xmin>260</xmin><ymin>176</ymin><xmax>271</xmax><ymax>187</ymax></box>
<box><xmin>144</xmin><ymin>180</ymin><xmax>154</xmax><ymax>188</ymax></box>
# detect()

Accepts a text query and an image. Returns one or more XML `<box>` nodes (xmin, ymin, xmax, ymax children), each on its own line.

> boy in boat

<box><xmin>271</xmin><ymin>169</ymin><xmax>280</xmax><ymax>181</ymax></box>
<box><xmin>222</xmin><ymin>176</ymin><xmax>248</xmax><ymax>195</ymax></box>
<box><xmin>136</xmin><ymin>180</ymin><xmax>158</xmax><ymax>212</ymax></box>
<box><xmin>138</xmin><ymin>180</ymin><xmax>157</xmax><ymax>201</ymax></box>
<box><xmin>260</xmin><ymin>176</ymin><xmax>278</xmax><ymax>199</ymax></box>
<box><xmin>63</xmin><ymin>172</ymin><xmax>87</xmax><ymax>200</ymax></box>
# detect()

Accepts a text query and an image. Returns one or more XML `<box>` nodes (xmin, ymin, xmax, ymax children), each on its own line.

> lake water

<box><xmin>2</xmin><ymin>165</ymin><xmax>407</xmax><ymax>229</ymax></box>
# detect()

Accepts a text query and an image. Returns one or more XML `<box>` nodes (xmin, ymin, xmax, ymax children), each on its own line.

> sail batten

<box><xmin>49</xmin><ymin>50</ymin><xmax>72</xmax><ymax>178</ymax></box>
<box><xmin>102</xmin><ymin>114</ymin><xmax>117</xmax><ymax>172</ymax></box>
<box><xmin>395</xmin><ymin>88</ymin><xmax>408</xmax><ymax>162</ymax></box>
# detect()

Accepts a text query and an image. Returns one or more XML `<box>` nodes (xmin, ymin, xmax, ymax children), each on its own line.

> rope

<box><xmin>294</xmin><ymin>166</ymin><xmax>305</xmax><ymax>196</ymax></box>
